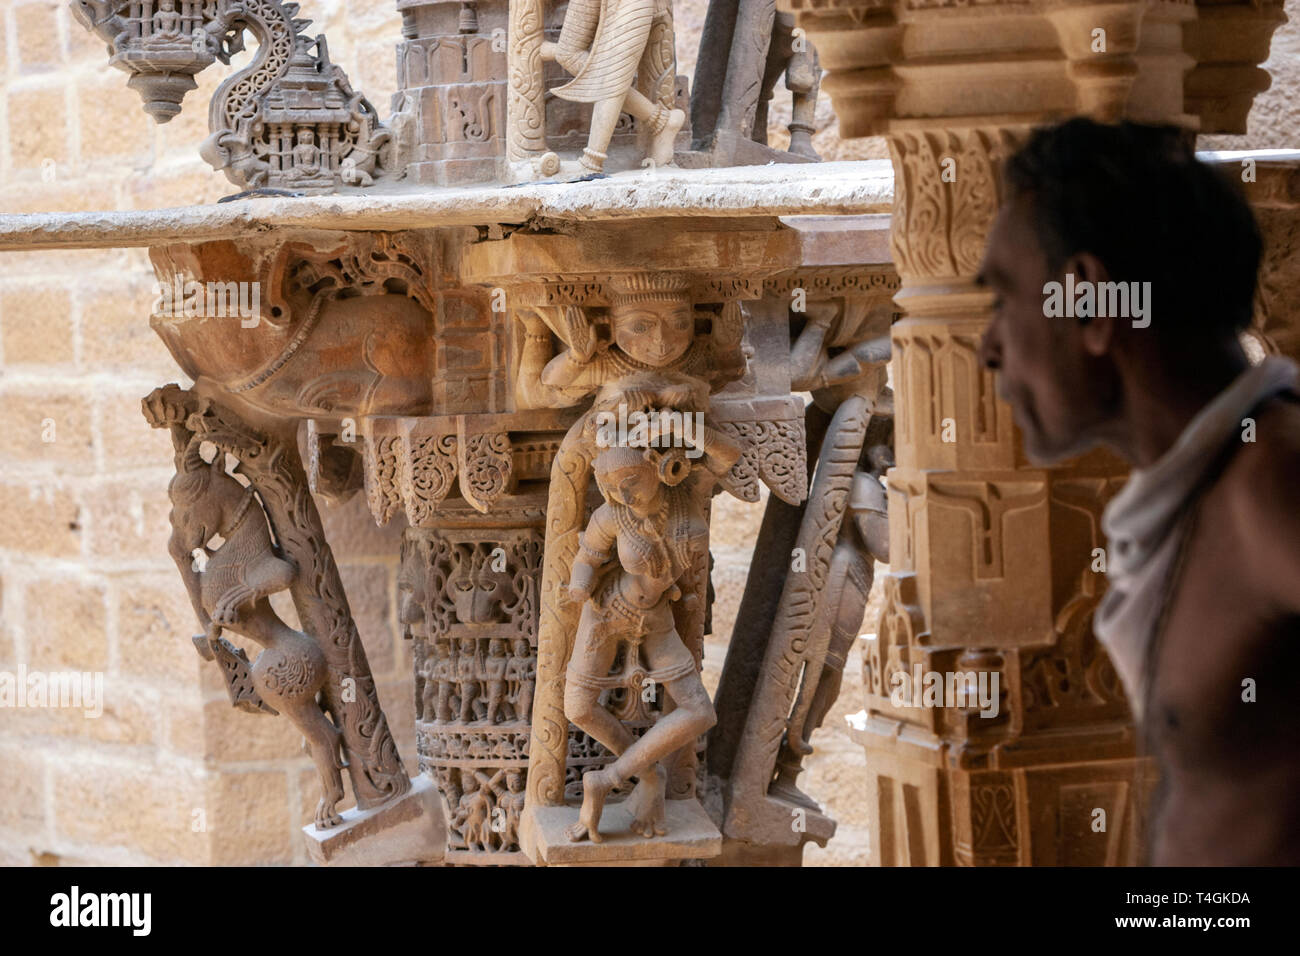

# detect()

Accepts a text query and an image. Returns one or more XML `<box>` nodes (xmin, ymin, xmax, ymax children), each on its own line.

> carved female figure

<box><xmin>560</xmin><ymin>445</ymin><xmax>715</xmax><ymax>842</ymax></box>
<box><xmin>517</xmin><ymin>273</ymin><xmax>745</xmax><ymax>409</ymax></box>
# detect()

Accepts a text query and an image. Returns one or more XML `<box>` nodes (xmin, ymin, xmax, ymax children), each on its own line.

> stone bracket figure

<box><xmin>558</xmin><ymin>418</ymin><xmax>739</xmax><ymax>843</ymax></box>
<box><xmin>143</xmin><ymin>384</ymin><xmax>410</xmax><ymax>827</ymax></box>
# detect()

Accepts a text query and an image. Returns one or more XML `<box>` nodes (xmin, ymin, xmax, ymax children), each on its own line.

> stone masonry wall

<box><xmin>0</xmin><ymin>0</ymin><xmax>411</xmax><ymax>866</ymax></box>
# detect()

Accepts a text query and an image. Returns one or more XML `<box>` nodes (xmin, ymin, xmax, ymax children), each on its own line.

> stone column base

<box><xmin>302</xmin><ymin>775</ymin><xmax>446</xmax><ymax>867</ymax></box>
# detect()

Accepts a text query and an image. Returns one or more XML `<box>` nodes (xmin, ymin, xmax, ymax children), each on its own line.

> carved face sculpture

<box><xmin>594</xmin><ymin>448</ymin><xmax>663</xmax><ymax>519</ymax></box>
<box><xmin>488</xmin><ymin>638</ymin><xmax>506</xmax><ymax>658</ymax></box>
<box><xmin>449</xmin><ymin>549</ymin><xmax>515</xmax><ymax>624</ymax></box>
<box><xmin>458</xmin><ymin>637</ymin><xmax>476</xmax><ymax>657</ymax></box>
<box><xmin>513</xmin><ymin>638</ymin><xmax>530</xmax><ymax>659</ymax></box>
<box><xmin>506</xmin><ymin>771</ymin><xmax>523</xmax><ymax>793</ymax></box>
<box><xmin>610</xmin><ymin>300</ymin><xmax>694</xmax><ymax>367</ymax></box>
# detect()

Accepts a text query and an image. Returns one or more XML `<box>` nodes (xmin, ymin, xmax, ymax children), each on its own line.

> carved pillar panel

<box><xmin>400</xmin><ymin>497</ymin><xmax>545</xmax><ymax>864</ymax></box>
<box><xmin>786</xmin><ymin>0</ymin><xmax>1286</xmax><ymax>864</ymax></box>
<box><xmin>457</xmin><ymin>219</ymin><xmax>804</xmax><ymax>863</ymax></box>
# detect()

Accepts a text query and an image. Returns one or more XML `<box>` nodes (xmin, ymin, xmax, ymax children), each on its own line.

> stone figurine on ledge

<box><xmin>540</xmin><ymin>0</ymin><xmax>685</xmax><ymax>177</ymax></box>
<box><xmin>561</xmin><ymin>441</ymin><xmax>717</xmax><ymax>842</ymax></box>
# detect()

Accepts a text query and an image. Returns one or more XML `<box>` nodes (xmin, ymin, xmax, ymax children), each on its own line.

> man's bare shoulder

<box><xmin>1218</xmin><ymin>394</ymin><xmax>1300</xmax><ymax>606</ymax></box>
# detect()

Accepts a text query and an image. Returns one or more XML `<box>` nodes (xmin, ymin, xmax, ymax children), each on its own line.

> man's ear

<box><xmin>1063</xmin><ymin>251</ymin><xmax>1116</xmax><ymax>357</ymax></box>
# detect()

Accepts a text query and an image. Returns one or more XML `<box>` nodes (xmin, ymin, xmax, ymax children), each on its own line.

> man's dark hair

<box><xmin>1003</xmin><ymin>118</ymin><xmax>1263</xmax><ymax>345</ymax></box>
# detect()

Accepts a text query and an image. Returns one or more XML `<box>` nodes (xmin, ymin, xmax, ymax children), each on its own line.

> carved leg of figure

<box><xmin>784</xmin><ymin>24</ymin><xmax>820</xmax><ymax>159</ymax></box>
<box><xmin>572</xmin><ymin>624</ymin><xmax>717</xmax><ymax>839</ymax></box>
<box><xmin>284</xmin><ymin>695</ymin><xmax>347</xmax><ymax>828</ymax></box>
<box><xmin>771</xmin><ymin>555</ymin><xmax>869</xmax><ymax>808</ymax></box>
<box><xmin>436</xmin><ymin>682</ymin><xmax>453</xmax><ymax>722</ymax></box>
<box><xmin>240</xmin><ymin>602</ymin><xmax>345</xmax><ymax>827</ymax></box>
<box><xmin>564</xmin><ymin>612</ymin><xmax>636</xmax><ymax>843</ymax></box>
<box><xmin>564</xmin><ymin>610</ymin><xmax>637</xmax><ymax>756</ymax></box>
<box><xmin>608</xmin><ymin>671</ymin><xmax>714</xmax><ymax>784</ymax></box>
<box><xmin>487</xmin><ymin>682</ymin><xmax>506</xmax><ymax>723</ymax></box>
<box><xmin>769</xmin><ymin>625</ymin><xmax>856</xmax><ymax>810</ymax></box>
<box><xmin>622</xmin><ymin>88</ymin><xmax>685</xmax><ymax>167</ymax></box>
<box><xmin>754</xmin><ymin>13</ymin><xmax>796</xmax><ymax>146</ymax></box>
<box><xmin>569</xmin><ymin>766</ymin><xmax>618</xmax><ymax>843</ymax></box>
<box><xmin>459</xmin><ymin>682</ymin><xmax>478</xmax><ymax>723</ymax></box>
<box><xmin>590</xmin><ymin>663</ymin><xmax>715</xmax><ymax>839</ymax></box>
<box><xmin>211</xmin><ymin>550</ymin><xmax>296</xmax><ymax>626</ymax></box>
<box><xmin>629</xmin><ymin>762</ymin><xmax>668</xmax><ymax>838</ymax></box>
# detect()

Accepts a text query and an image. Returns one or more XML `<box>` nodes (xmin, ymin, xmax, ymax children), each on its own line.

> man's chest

<box><xmin>1147</xmin><ymin>512</ymin><xmax>1294</xmax><ymax>768</ymax></box>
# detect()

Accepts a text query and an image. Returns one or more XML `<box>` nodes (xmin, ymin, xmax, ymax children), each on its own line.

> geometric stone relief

<box><xmin>892</xmin><ymin>324</ymin><xmax>1007</xmax><ymax>470</ymax></box>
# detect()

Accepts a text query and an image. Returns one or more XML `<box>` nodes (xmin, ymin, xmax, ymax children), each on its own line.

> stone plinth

<box><xmin>525</xmin><ymin>798</ymin><xmax>721</xmax><ymax>865</ymax></box>
<box><xmin>303</xmin><ymin>775</ymin><xmax>445</xmax><ymax>867</ymax></box>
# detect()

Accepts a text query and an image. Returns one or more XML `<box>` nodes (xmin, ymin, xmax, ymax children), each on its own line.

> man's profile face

<box><xmin>977</xmin><ymin>197</ymin><xmax>1112</xmax><ymax>464</ymax></box>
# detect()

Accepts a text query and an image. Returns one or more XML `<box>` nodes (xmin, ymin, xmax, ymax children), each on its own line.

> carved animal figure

<box><xmin>152</xmin><ymin>402</ymin><xmax>346</xmax><ymax>828</ymax></box>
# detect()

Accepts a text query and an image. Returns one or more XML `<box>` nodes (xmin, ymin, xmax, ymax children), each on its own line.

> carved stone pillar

<box><xmin>1236</xmin><ymin>153</ymin><xmax>1300</xmax><ymax>362</ymax></box>
<box><xmin>710</xmin><ymin>214</ymin><xmax>902</xmax><ymax>863</ymax></box>
<box><xmin>789</xmin><ymin>0</ymin><xmax>1286</xmax><ymax>865</ymax></box>
<box><xmin>460</xmin><ymin>218</ymin><xmax>804</xmax><ymax>863</ymax></box>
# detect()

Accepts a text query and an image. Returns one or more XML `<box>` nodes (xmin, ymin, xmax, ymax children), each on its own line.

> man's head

<box><xmin>977</xmin><ymin>119</ymin><xmax>1262</xmax><ymax>463</ymax></box>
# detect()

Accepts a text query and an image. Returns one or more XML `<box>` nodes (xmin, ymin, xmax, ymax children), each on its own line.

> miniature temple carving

<box><xmin>73</xmin><ymin>0</ymin><xmax>390</xmax><ymax>190</ymax></box>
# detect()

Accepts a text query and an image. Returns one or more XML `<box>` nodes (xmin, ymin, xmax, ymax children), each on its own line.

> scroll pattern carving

<box><xmin>888</xmin><ymin>127</ymin><xmax>1023</xmax><ymax>281</ymax></box>
<box><xmin>716</xmin><ymin>417</ymin><xmax>808</xmax><ymax>505</ymax></box>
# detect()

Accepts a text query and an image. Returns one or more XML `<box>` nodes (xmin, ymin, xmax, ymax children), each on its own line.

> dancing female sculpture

<box><xmin>561</xmin><ymin>444</ymin><xmax>717</xmax><ymax>842</ymax></box>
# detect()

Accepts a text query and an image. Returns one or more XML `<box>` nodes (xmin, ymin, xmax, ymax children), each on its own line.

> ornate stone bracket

<box><xmin>142</xmin><ymin>385</ymin><xmax>411</xmax><ymax>814</ymax></box>
<box><xmin>72</xmin><ymin>0</ymin><xmax>391</xmax><ymax>190</ymax></box>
